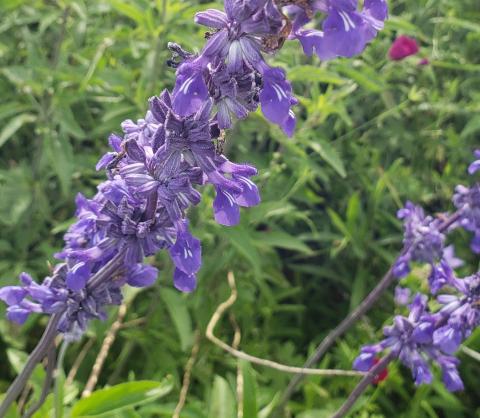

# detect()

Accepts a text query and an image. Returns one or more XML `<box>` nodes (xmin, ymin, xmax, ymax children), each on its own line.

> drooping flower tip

<box><xmin>388</xmin><ymin>35</ymin><xmax>419</xmax><ymax>61</ymax></box>
<box><xmin>468</xmin><ymin>149</ymin><xmax>480</xmax><ymax>175</ymax></box>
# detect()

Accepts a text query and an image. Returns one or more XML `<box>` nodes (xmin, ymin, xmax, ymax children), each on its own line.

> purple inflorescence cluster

<box><xmin>354</xmin><ymin>150</ymin><xmax>480</xmax><ymax>392</ymax></box>
<box><xmin>0</xmin><ymin>0</ymin><xmax>387</xmax><ymax>339</ymax></box>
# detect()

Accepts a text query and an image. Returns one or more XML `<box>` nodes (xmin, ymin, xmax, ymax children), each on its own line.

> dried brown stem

<box><xmin>65</xmin><ymin>338</ymin><xmax>96</xmax><ymax>386</ymax></box>
<box><xmin>82</xmin><ymin>303</ymin><xmax>127</xmax><ymax>398</ymax></box>
<box><xmin>173</xmin><ymin>331</ymin><xmax>201</xmax><ymax>418</ymax></box>
<box><xmin>205</xmin><ymin>272</ymin><xmax>364</xmax><ymax>378</ymax></box>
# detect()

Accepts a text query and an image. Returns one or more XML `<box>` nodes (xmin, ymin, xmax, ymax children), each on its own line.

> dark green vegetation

<box><xmin>1</xmin><ymin>0</ymin><xmax>480</xmax><ymax>417</ymax></box>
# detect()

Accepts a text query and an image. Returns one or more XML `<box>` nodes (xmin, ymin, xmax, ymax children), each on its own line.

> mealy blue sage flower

<box><xmin>0</xmin><ymin>0</ymin><xmax>387</xmax><ymax>339</ymax></box>
<box><xmin>354</xmin><ymin>294</ymin><xmax>465</xmax><ymax>391</ymax></box>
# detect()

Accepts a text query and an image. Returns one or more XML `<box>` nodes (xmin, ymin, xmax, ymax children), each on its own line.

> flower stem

<box><xmin>0</xmin><ymin>313</ymin><xmax>61</xmax><ymax>417</ymax></box>
<box><xmin>331</xmin><ymin>352</ymin><xmax>396</xmax><ymax>418</ymax></box>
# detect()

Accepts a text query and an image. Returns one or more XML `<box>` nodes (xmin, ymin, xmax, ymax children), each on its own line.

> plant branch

<box><xmin>82</xmin><ymin>303</ymin><xmax>128</xmax><ymax>398</ymax></box>
<box><xmin>172</xmin><ymin>330</ymin><xmax>201</xmax><ymax>418</ymax></box>
<box><xmin>65</xmin><ymin>337</ymin><xmax>96</xmax><ymax>385</ymax></box>
<box><xmin>461</xmin><ymin>345</ymin><xmax>480</xmax><ymax>363</ymax></box>
<box><xmin>0</xmin><ymin>313</ymin><xmax>62</xmax><ymax>417</ymax></box>
<box><xmin>22</xmin><ymin>344</ymin><xmax>57</xmax><ymax>418</ymax></box>
<box><xmin>206</xmin><ymin>272</ymin><xmax>364</xmax><ymax>378</ymax></box>
<box><xmin>331</xmin><ymin>352</ymin><xmax>395</xmax><ymax>418</ymax></box>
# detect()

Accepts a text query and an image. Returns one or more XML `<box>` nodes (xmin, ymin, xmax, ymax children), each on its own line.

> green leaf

<box><xmin>0</xmin><ymin>396</ymin><xmax>20</xmax><ymax>418</ymax></box>
<box><xmin>108</xmin><ymin>0</ymin><xmax>145</xmax><ymax>25</ymax></box>
<box><xmin>309</xmin><ymin>139</ymin><xmax>346</xmax><ymax>178</ymax></box>
<box><xmin>334</xmin><ymin>64</ymin><xmax>385</xmax><ymax>93</ymax></box>
<box><xmin>241</xmin><ymin>361</ymin><xmax>257</xmax><ymax>418</ymax></box>
<box><xmin>0</xmin><ymin>166</ymin><xmax>32</xmax><ymax>226</ymax></box>
<box><xmin>208</xmin><ymin>376</ymin><xmax>236</xmax><ymax>418</ymax></box>
<box><xmin>45</xmin><ymin>134</ymin><xmax>73</xmax><ymax>197</ymax></box>
<box><xmin>254</xmin><ymin>230</ymin><xmax>312</xmax><ymax>255</ymax></box>
<box><xmin>0</xmin><ymin>114</ymin><xmax>36</xmax><ymax>149</ymax></box>
<box><xmin>288</xmin><ymin>66</ymin><xmax>346</xmax><ymax>85</ymax></box>
<box><xmin>218</xmin><ymin>226</ymin><xmax>262</xmax><ymax>278</ymax></box>
<box><xmin>71</xmin><ymin>378</ymin><xmax>173</xmax><ymax>417</ymax></box>
<box><xmin>55</xmin><ymin>105</ymin><xmax>85</xmax><ymax>139</ymax></box>
<box><xmin>160</xmin><ymin>288</ymin><xmax>194</xmax><ymax>351</ymax></box>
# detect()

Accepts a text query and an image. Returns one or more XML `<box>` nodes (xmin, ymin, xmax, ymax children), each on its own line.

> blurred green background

<box><xmin>0</xmin><ymin>0</ymin><xmax>480</xmax><ymax>417</ymax></box>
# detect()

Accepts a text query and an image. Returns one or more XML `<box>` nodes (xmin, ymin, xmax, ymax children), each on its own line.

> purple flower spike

<box><xmin>354</xmin><ymin>292</ymin><xmax>470</xmax><ymax>392</ymax></box>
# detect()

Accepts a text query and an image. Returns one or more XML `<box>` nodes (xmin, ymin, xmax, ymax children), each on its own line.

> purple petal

<box><xmin>433</xmin><ymin>326</ymin><xmax>462</xmax><ymax>354</ymax></box>
<box><xmin>412</xmin><ymin>360</ymin><xmax>432</xmax><ymax>385</ymax></box>
<box><xmin>0</xmin><ymin>286</ymin><xmax>27</xmax><ymax>305</ymax></box>
<box><xmin>213</xmin><ymin>188</ymin><xmax>240</xmax><ymax>226</ymax></box>
<box><xmin>468</xmin><ymin>160</ymin><xmax>480</xmax><ymax>175</ymax></box>
<box><xmin>173</xmin><ymin>268</ymin><xmax>197</xmax><ymax>293</ymax></box>
<box><xmin>364</xmin><ymin>0</ymin><xmax>388</xmax><ymax>22</ymax></box>
<box><xmin>295</xmin><ymin>29</ymin><xmax>336</xmax><ymax>60</ymax></box>
<box><xmin>282</xmin><ymin>110</ymin><xmax>296</xmax><ymax>137</ymax></box>
<box><xmin>393</xmin><ymin>254</ymin><xmax>411</xmax><ymax>278</ymax></box>
<box><xmin>6</xmin><ymin>306</ymin><xmax>31</xmax><ymax>324</ymax></box>
<box><xmin>108</xmin><ymin>133</ymin><xmax>123</xmax><ymax>152</ymax></box>
<box><xmin>66</xmin><ymin>262</ymin><xmax>90</xmax><ymax>292</ymax></box>
<box><xmin>194</xmin><ymin>9</ymin><xmax>228</xmax><ymax>29</ymax></box>
<box><xmin>441</xmin><ymin>362</ymin><xmax>464</xmax><ymax>392</ymax></box>
<box><xmin>394</xmin><ymin>286</ymin><xmax>411</xmax><ymax>306</ymax></box>
<box><xmin>169</xmin><ymin>230</ymin><xmax>202</xmax><ymax>275</ymax></box>
<box><xmin>96</xmin><ymin>153</ymin><xmax>115</xmax><ymax>171</ymax></box>
<box><xmin>127</xmin><ymin>264</ymin><xmax>158</xmax><ymax>287</ymax></box>
<box><xmin>173</xmin><ymin>65</ymin><xmax>208</xmax><ymax>117</ymax></box>
<box><xmin>201</xmin><ymin>30</ymin><xmax>229</xmax><ymax>59</ymax></box>
<box><xmin>322</xmin><ymin>9</ymin><xmax>371</xmax><ymax>58</ymax></box>
<box><xmin>234</xmin><ymin>175</ymin><xmax>260</xmax><ymax>207</ymax></box>
<box><xmin>259</xmin><ymin>67</ymin><xmax>292</xmax><ymax>126</ymax></box>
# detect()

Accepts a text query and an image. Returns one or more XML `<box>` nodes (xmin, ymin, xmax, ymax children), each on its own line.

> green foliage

<box><xmin>1</xmin><ymin>0</ymin><xmax>480</xmax><ymax>417</ymax></box>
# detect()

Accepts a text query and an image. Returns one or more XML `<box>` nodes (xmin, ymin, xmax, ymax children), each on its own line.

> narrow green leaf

<box><xmin>160</xmin><ymin>288</ymin><xmax>193</xmax><ymax>351</ymax></box>
<box><xmin>0</xmin><ymin>114</ymin><xmax>36</xmax><ymax>149</ymax></box>
<box><xmin>241</xmin><ymin>361</ymin><xmax>257</xmax><ymax>418</ymax></box>
<box><xmin>218</xmin><ymin>226</ymin><xmax>262</xmax><ymax>278</ymax></box>
<box><xmin>288</xmin><ymin>66</ymin><xmax>346</xmax><ymax>85</ymax></box>
<box><xmin>208</xmin><ymin>376</ymin><xmax>236</xmax><ymax>418</ymax></box>
<box><xmin>109</xmin><ymin>0</ymin><xmax>144</xmax><ymax>24</ymax></box>
<box><xmin>71</xmin><ymin>378</ymin><xmax>173</xmax><ymax>417</ymax></box>
<box><xmin>254</xmin><ymin>230</ymin><xmax>313</xmax><ymax>255</ymax></box>
<box><xmin>309</xmin><ymin>139</ymin><xmax>346</xmax><ymax>178</ymax></box>
<box><xmin>45</xmin><ymin>134</ymin><xmax>73</xmax><ymax>197</ymax></box>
